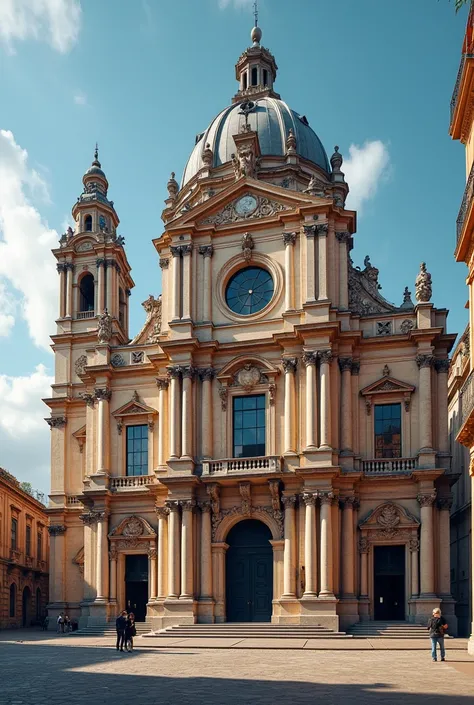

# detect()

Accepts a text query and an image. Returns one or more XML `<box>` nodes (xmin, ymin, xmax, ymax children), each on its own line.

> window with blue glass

<box><xmin>126</xmin><ymin>425</ymin><xmax>148</xmax><ymax>476</ymax></box>
<box><xmin>374</xmin><ymin>403</ymin><xmax>402</xmax><ymax>458</ymax></box>
<box><xmin>225</xmin><ymin>267</ymin><xmax>274</xmax><ymax>315</ymax></box>
<box><xmin>233</xmin><ymin>394</ymin><xmax>266</xmax><ymax>458</ymax></box>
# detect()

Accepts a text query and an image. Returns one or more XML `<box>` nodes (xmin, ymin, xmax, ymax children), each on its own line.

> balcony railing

<box><xmin>66</xmin><ymin>495</ymin><xmax>83</xmax><ymax>507</ymax></box>
<box><xmin>450</xmin><ymin>53</ymin><xmax>474</xmax><ymax>124</ymax></box>
<box><xmin>76</xmin><ymin>310</ymin><xmax>95</xmax><ymax>320</ymax></box>
<box><xmin>460</xmin><ymin>369</ymin><xmax>474</xmax><ymax>428</ymax></box>
<box><xmin>202</xmin><ymin>455</ymin><xmax>281</xmax><ymax>476</ymax></box>
<box><xmin>456</xmin><ymin>160</ymin><xmax>474</xmax><ymax>248</ymax></box>
<box><xmin>361</xmin><ymin>457</ymin><xmax>418</xmax><ymax>475</ymax></box>
<box><xmin>110</xmin><ymin>475</ymin><xmax>157</xmax><ymax>490</ymax></box>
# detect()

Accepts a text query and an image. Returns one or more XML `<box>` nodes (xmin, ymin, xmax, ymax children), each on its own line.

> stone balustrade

<box><xmin>361</xmin><ymin>457</ymin><xmax>418</xmax><ymax>475</ymax></box>
<box><xmin>202</xmin><ymin>455</ymin><xmax>281</xmax><ymax>476</ymax></box>
<box><xmin>109</xmin><ymin>475</ymin><xmax>157</xmax><ymax>490</ymax></box>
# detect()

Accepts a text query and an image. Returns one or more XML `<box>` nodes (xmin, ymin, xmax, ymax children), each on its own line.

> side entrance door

<box><xmin>374</xmin><ymin>545</ymin><xmax>405</xmax><ymax>620</ymax></box>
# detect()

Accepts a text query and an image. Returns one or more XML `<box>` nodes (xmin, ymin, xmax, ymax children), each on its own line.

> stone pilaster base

<box><xmin>155</xmin><ymin>597</ymin><xmax>197</xmax><ymax>629</ymax></box>
<box><xmin>78</xmin><ymin>601</ymin><xmax>91</xmax><ymax>629</ymax></box>
<box><xmin>440</xmin><ymin>597</ymin><xmax>458</xmax><ymax>637</ymax></box>
<box><xmin>337</xmin><ymin>597</ymin><xmax>359</xmax><ymax>631</ymax></box>
<box><xmin>468</xmin><ymin>635</ymin><xmax>474</xmax><ymax>656</ymax></box>
<box><xmin>414</xmin><ymin>596</ymin><xmax>441</xmax><ymax>625</ymax></box>
<box><xmin>196</xmin><ymin>598</ymin><xmax>215</xmax><ymax>623</ymax></box>
<box><xmin>299</xmin><ymin>597</ymin><xmax>339</xmax><ymax>631</ymax></box>
<box><xmin>358</xmin><ymin>597</ymin><xmax>370</xmax><ymax>621</ymax></box>
<box><xmin>87</xmin><ymin>599</ymin><xmax>109</xmax><ymax>626</ymax></box>
<box><xmin>46</xmin><ymin>603</ymin><xmax>67</xmax><ymax>630</ymax></box>
<box><xmin>272</xmin><ymin>597</ymin><xmax>300</xmax><ymax>624</ymax></box>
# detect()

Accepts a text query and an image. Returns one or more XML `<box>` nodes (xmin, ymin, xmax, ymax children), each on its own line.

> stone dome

<box><xmin>182</xmin><ymin>97</ymin><xmax>330</xmax><ymax>187</ymax></box>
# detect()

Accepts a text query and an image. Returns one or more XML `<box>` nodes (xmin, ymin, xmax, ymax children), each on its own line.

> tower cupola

<box><xmin>72</xmin><ymin>146</ymin><xmax>120</xmax><ymax>235</ymax></box>
<box><xmin>233</xmin><ymin>17</ymin><xmax>279</xmax><ymax>103</ymax></box>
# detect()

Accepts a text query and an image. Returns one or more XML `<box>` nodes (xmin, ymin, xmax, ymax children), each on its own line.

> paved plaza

<box><xmin>0</xmin><ymin>632</ymin><xmax>473</xmax><ymax>705</ymax></box>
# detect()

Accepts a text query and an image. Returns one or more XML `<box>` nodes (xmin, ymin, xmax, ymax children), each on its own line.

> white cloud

<box><xmin>73</xmin><ymin>91</ymin><xmax>87</xmax><ymax>106</ymax></box>
<box><xmin>0</xmin><ymin>281</ymin><xmax>16</xmax><ymax>337</ymax></box>
<box><xmin>0</xmin><ymin>129</ymin><xmax>58</xmax><ymax>350</ymax></box>
<box><xmin>0</xmin><ymin>364</ymin><xmax>53</xmax><ymax>494</ymax></box>
<box><xmin>343</xmin><ymin>140</ymin><xmax>390</xmax><ymax>214</ymax></box>
<box><xmin>0</xmin><ymin>0</ymin><xmax>81</xmax><ymax>54</ymax></box>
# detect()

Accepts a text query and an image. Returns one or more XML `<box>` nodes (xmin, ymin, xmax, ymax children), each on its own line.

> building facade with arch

<box><xmin>45</xmin><ymin>24</ymin><xmax>457</xmax><ymax>633</ymax></box>
<box><xmin>0</xmin><ymin>469</ymin><xmax>49</xmax><ymax>629</ymax></box>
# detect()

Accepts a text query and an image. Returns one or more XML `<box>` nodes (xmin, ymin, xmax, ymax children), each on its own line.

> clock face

<box><xmin>235</xmin><ymin>195</ymin><xmax>258</xmax><ymax>217</ymax></box>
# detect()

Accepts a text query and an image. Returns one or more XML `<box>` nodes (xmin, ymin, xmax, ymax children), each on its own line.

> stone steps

<box><xmin>74</xmin><ymin>621</ymin><xmax>153</xmax><ymax>636</ymax></box>
<box><xmin>348</xmin><ymin>621</ymin><xmax>432</xmax><ymax>638</ymax></box>
<box><xmin>148</xmin><ymin>624</ymin><xmax>352</xmax><ymax>639</ymax></box>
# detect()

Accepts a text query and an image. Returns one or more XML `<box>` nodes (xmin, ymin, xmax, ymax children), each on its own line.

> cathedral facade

<box><xmin>45</xmin><ymin>24</ymin><xmax>457</xmax><ymax>633</ymax></box>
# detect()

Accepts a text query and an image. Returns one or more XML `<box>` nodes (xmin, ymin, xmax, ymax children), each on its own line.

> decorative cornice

<box><xmin>45</xmin><ymin>416</ymin><xmax>67</xmax><ymax>429</ymax></box>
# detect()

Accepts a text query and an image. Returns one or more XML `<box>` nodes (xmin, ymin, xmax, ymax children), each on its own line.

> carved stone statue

<box><xmin>415</xmin><ymin>262</ymin><xmax>432</xmax><ymax>303</ymax></box>
<box><xmin>241</xmin><ymin>232</ymin><xmax>254</xmax><ymax>262</ymax></box>
<box><xmin>202</xmin><ymin>143</ymin><xmax>213</xmax><ymax>167</ymax></box>
<box><xmin>232</xmin><ymin>144</ymin><xmax>257</xmax><ymax>179</ymax></box>
<box><xmin>97</xmin><ymin>309</ymin><xmax>112</xmax><ymax>344</ymax></box>
<box><xmin>167</xmin><ymin>172</ymin><xmax>179</xmax><ymax>200</ymax></box>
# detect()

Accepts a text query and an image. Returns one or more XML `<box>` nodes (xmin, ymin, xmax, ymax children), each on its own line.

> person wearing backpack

<box><xmin>427</xmin><ymin>607</ymin><xmax>448</xmax><ymax>662</ymax></box>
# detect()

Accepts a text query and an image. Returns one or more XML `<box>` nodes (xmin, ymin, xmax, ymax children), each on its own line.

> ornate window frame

<box><xmin>360</xmin><ymin>375</ymin><xmax>415</xmax><ymax>458</ymax></box>
<box><xmin>216</xmin><ymin>251</ymin><xmax>284</xmax><ymax>323</ymax></box>
<box><xmin>216</xmin><ymin>355</ymin><xmax>280</xmax><ymax>458</ymax></box>
<box><xmin>112</xmin><ymin>392</ymin><xmax>157</xmax><ymax>476</ymax></box>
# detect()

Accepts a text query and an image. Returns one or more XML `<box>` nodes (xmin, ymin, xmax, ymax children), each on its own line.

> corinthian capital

<box><xmin>94</xmin><ymin>388</ymin><xmax>112</xmax><ymax>402</ymax></box>
<box><xmin>198</xmin><ymin>245</ymin><xmax>214</xmax><ymax>258</ymax></box>
<box><xmin>335</xmin><ymin>230</ymin><xmax>351</xmax><ymax>244</ymax></box>
<box><xmin>318</xmin><ymin>491</ymin><xmax>334</xmax><ymax>505</ymax></box>
<box><xmin>159</xmin><ymin>258</ymin><xmax>170</xmax><ymax>269</ymax></box>
<box><xmin>338</xmin><ymin>357</ymin><xmax>353</xmax><ymax>372</ymax></box>
<box><xmin>434</xmin><ymin>358</ymin><xmax>450</xmax><ymax>374</ymax></box>
<box><xmin>319</xmin><ymin>350</ymin><xmax>333</xmax><ymax>365</ymax></box>
<box><xmin>315</xmin><ymin>223</ymin><xmax>328</xmax><ymax>236</ymax></box>
<box><xmin>48</xmin><ymin>524</ymin><xmax>66</xmax><ymax>536</ymax></box>
<box><xmin>281</xmin><ymin>357</ymin><xmax>298</xmax><ymax>374</ymax></box>
<box><xmin>302</xmin><ymin>492</ymin><xmax>316</xmax><ymax>507</ymax></box>
<box><xmin>156</xmin><ymin>377</ymin><xmax>169</xmax><ymax>391</ymax></box>
<box><xmin>302</xmin><ymin>351</ymin><xmax>318</xmax><ymax>367</ymax></box>
<box><xmin>416</xmin><ymin>354</ymin><xmax>435</xmax><ymax>369</ymax></box>
<box><xmin>282</xmin><ymin>231</ymin><xmax>297</xmax><ymax>246</ymax></box>
<box><xmin>417</xmin><ymin>492</ymin><xmax>437</xmax><ymax>507</ymax></box>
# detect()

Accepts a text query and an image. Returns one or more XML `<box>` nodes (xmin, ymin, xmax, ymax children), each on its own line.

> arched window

<box><xmin>251</xmin><ymin>67</ymin><xmax>258</xmax><ymax>86</ymax></box>
<box><xmin>79</xmin><ymin>273</ymin><xmax>95</xmax><ymax>312</ymax></box>
<box><xmin>119</xmin><ymin>288</ymin><xmax>126</xmax><ymax>328</ymax></box>
<box><xmin>36</xmin><ymin>588</ymin><xmax>42</xmax><ymax>621</ymax></box>
<box><xmin>243</xmin><ymin>72</ymin><xmax>248</xmax><ymax>90</ymax></box>
<box><xmin>84</xmin><ymin>214</ymin><xmax>92</xmax><ymax>232</ymax></box>
<box><xmin>9</xmin><ymin>583</ymin><xmax>16</xmax><ymax>617</ymax></box>
<box><xmin>263</xmin><ymin>69</ymin><xmax>268</xmax><ymax>86</ymax></box>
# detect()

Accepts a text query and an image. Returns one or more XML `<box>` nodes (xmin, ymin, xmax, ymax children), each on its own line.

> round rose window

<box><xmin>225</xmin><ymin>266</ymin><xmax>274</xmax><ymax>315</ymax></box>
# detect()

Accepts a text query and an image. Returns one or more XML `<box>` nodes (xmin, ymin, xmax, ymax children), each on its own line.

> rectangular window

<box><xmin>126</xmin><ymin>424</ymin><xmax>149</xmax><ymax>476</ymax></box>
<box><xmin>374</xmin><ymin>403</ymin><xmax>402</xmax><ymax>458</ymax></box>
<box><xmin>37</xmin><ymin>532</ymin><xmax>42</xmax><ymax>561</ymax></box>
<box><xmin>11</xmin><ymin>518</ymin><xmax>17</xmax><ymax>551</ymax></box>
<box><xmin>233</xmin><ymin>394</ymin><xmax>266</xmax><ymax>458</ymax></box>
<box><xmin>26</xmin><ymin>525</ymin><xmax>31</xmax><ymax>556</ymax></box>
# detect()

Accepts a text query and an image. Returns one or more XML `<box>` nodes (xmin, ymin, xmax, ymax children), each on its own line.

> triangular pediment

<box><xmin>73</xmin><ymin>424</ymin><xmax>86</xmax><ymax>439</ymax></box>
<box><xmin>360</xmin><ymin>376</ymin><xmax>415</xmax><ymax>397</ymax></box>
<box><xmin>166</xmin><ymin>178</ymin><xmax>323</xmax><ymax>231</ymax></box>
<box><xmin>113</xmin><ymin>392</ymin><xmax>157</xmax><ymax>418</ymax></box>
<box><xmin>72</xmin><ymin>546</ymin><xmax>84</xmax><ymax>566</ymax></box>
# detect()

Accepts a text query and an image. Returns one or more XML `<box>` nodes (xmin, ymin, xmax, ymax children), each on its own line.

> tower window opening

<box><xmin>251</xmin><ymin>67</ymin><xmax>258</xmax><ymax>86</ymax></box>
<box><xmin>79</xmin><ymin>273</ymin><xmax>95</xmax><ymax>312</ymax></box>
<box><xmin>119</xmin><ymin>287</ymin><xmax>126</xmax><ymax>328</ymax></box>
<box><xmin>84</xmin><ymin>214</ymin><xmax>92</xmax><ymax>232</ymax></box>
<box><xmin>263</xmin><ymin>69</ymin><xmax>268</xmax><ymax>86</ymax></box>
<box><xmin>243</xmin><ymin>72</ymin><xmax>248</xmax><ymax>90</ymax></box>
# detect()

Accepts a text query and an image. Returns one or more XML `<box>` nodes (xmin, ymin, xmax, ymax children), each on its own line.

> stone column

<box><xmin>341</xmin><ymin>497</ymin><xmax>355</xmax><ymax>597</ymax></box>
<box><xmin>65</xmin><ymin>262</ymin><xmax>74</xmax><ymax>318</ymax></box>
<box><xmin>105</xmin><ymin>259</ymin><xmax>114</xmax><ymax>314</ymax></box>
<box><xmin>336</xmin><ymin>231</ymin><xmax>350</xmax><ymax>309</ymax></box>
<box><xmin>317</xmin><ymin>223</ymin><xmax>328</xmax><ymax>300</ymax></box>
<box><xmin>95</xmin><ymin>388</ymin><xmax>111</xmax><ymax>473</ymax></box>
<box><xmin>303</xmin><ymin>493</ymin><xmax>317</xmax><ymax>597</ymax></box>
<box><xmin>283</xmin><ymin>232</ymin><xmax>297</xmax><ymax>311</ymax></box>
<box><xmin>109</xmin><ymin>545</ymin><xmax>117</xmax><ymax>603</ymax></box>
<box><xmin>409</xmin><ymin>538</ymin><xmax>420</xmax><ymax>598</ymax></box>
<box><xmin>359</xmin><ymin>538</ymin><xmax>369</xmax><ymax>597</ymax></box>
<box><xmin>167</xmin><ymin>501</ymin><xmax>180</xmax><ymax>598</ymax></box>
<box><xmin>47</xmin><ymin>525</ymin><xmax>66</xmax><ymax>603</ymax></box>
<box><xmin>96</xmin><ymin>259</ymin><xmax>105</xmax><ymax>313</ymax></box>
<box><xmin>182</xmin><ymin>244</ymin><xmax>192</xmax><ymax>320</ymax></box>
<box><xmin>156</xmin><ymin>378</ymin><xmax>169</xmax><ymax>467</ymax></box>
<box><xmin>148</xmin><ymin>545</ymin><xmax>157</xmax><ymax>601</ymax></box>
<box><xmin>57</xmin><ymin>263</ymin><xmax>66</xmax><ymax>318</ymax></box>
<box><xmin>416</xmin><ymin>354</ymin><xmax>435</xmax><ymax>451</ymax></box>
<box><xmin>303</xmin><ymin>352</ymin><xmax>318</xmax><ymax>450</ymax></box>
<box><xmin>435</xmin><ymin>359</ymin><xmax>450</xmax><ymax>455</ymax></box>
<box><xmin>339</xmin><ymin>357</ymin><xmax>353</xmax><ymax>454</ymax></box>
<box><xmin>418</xmin><ymin>492</ymin><xmax>437</xmax><ymax>596</ymax></box>
<box><xmin>319</xmin><ymin>350</ymin><xmax>333</xmax><ymax>450</ymax></box>
<box><xmin>304</xmin><ymin>225</ymin><xmax>316</xmax><ymax>302</ymax></box>
<box><xmin>199</xmin><ymin>245</ymin><xmax>213</xmax><ymax>322</ymax></box>
<box><xmin>200</xmin><ymin>502</ymin><xmax>213</xmax><ymax>598</ymax></box>
<box><xmin>168</xmin><ymin>367</ymin><xmax>181</xmax><ymax>459</ymax></box>
<box><xmin>170</xmin><ymin>246</ymin><xmax>182</xmax><ymax>321</ymax></box>
<box><xmin>282</xmin><ymin>495</ymin><xmax>297</xmax><ymax>597</ymax></box>
<box><xmin>282</xmin><ymin>357</ymin><xmax>298</xmax><ymax>454</ymax></box>
<box><xmin>200</xmin><ymin>368</ymin><xmax>214</xmax><ymax>459</ymax></box>
<box><xmin>319</xmin><ymin>492</ymin><xmax>334</xmax><ymax>598</ymax></box>
<box><xmin>180</xmin><ymin>500</ymin><xmax>194</xmax><ymax>599</ymax></box>
<box><xmin>181</xmin><ymin>366</ymin><xmax>195</xmax><ymax>460</ymax></box>
<box><xmin>96</xmin><ymin>510</ymin><xmax>109</xmax><ymax>600</ymax></box>
<box><xmin>437</xmin><ymin>497</ymin><xmax>453</xmax><ymax>596</ymax></box>
<box><xmin>156</xmin><ymin>507</ymin><xmax>169</xmax><ymax>599</ymax></box>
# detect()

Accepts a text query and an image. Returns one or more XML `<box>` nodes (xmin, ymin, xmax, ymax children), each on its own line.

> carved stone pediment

<box><xmin>359</xmin><ymin>502</ymin><xmax>419</xmax><ymax>540</ymax></box>
<box><xmin>112</xmin><ymin>394</ymin><xmax>157</xmax><ymax>419</ymax></box>
<box><xmin>360</xmin><ymin>375</ymin><xmax>415</xmax><ymax>414</ymax></box>
<box><xmin>130</xmin><ymin>294</ymin><xmax>162</xmax><ymax>346</ymax></box>
<box><xmin>109</xmin><ymin>515</ymin><xmax>156</xmax><ymax>539</ymax></box>
<box><xmin>199</xmin><ymin>192</ymin><xmax>292</xmax><ymax>227</ymax></box>
<box><xmin>349</xmin><ymin>256</ymin><xmax>398</xmax><ymax>317</ymax></box>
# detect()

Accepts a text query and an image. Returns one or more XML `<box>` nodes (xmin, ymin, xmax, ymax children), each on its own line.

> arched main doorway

<box><xmin>226</xmin><ymin>519</ymin><xmax>273</xmax><ymax>623</ymax></box>
<box><xmin>22</xmin><ymin>586</ymin><xmax>31</xmax><ymax>627</ymax></box>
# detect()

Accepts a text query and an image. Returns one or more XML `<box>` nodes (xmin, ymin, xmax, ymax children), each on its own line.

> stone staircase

<box><xmin>74</xmin><ymin>619</ymin><xmax>153</xmax><ymax>636</ymax></box>
<box><xmin>146</xmin><ymin>623</ymin><xmax>352</xmax><ymax>639</ymax></box>
<box><xmin>347</xmin><ymin>621</ymin><xmax>431</xmax><ymax>638</ymax></box>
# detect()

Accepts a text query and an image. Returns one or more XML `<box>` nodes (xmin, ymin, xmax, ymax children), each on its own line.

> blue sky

<box><xmin>0</xmin><ymin>0</ymin><xmax>469</xmax><ymax>494</ymax></box>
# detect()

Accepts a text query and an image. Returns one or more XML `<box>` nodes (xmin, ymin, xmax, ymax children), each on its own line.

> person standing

<box><xmin>57</xmin><ymin>613</ymin><xmax>64</xmax><ymax>634</ymax></box>
<box><xmin>125</xmin><ymin>612</ymin><xmax>136</xmax><ymax>652</ymax></box>
<box><xmin>427</xmin><ymin>607</ymin><xmax>448</xmax><ymax>662</ymax></box>
<box><xmin>115</xmin><ymin>610</ymin><xmax>127</xmax><ymax>652</ymax></box>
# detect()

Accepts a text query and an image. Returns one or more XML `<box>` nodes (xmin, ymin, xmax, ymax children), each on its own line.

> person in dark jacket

<box><xmin>125</xmin><ymin>612</ymin><xmax>137</xmax><ymax>652</ymax></box>
<box><xmin>427</xmin><ymin>607</ymin><xmax>448</xmax><ymax>662</ymax></box>
<box><xmin>116</xmin><ymin>610</ymin><xmax>127</xmax><ymax>651</ymax></box>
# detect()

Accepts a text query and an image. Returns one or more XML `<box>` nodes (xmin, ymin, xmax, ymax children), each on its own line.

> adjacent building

<box><xmin>45</xmin><ymin>23</ymin><xmax>457</xmax><ymax>633</ymax></box>
<box><xmin>449</xmin><ymin>6</ymin><xmax>474</xmax><ymax>653</ymax></box>
<box><xmin>0</xmin><ymin>469</ymin><xmax>49</xmax><ymax>629</ymax></box>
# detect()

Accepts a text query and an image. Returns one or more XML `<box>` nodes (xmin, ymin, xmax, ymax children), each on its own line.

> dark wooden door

<box><xmin>374</xmin><ymin>545</ymin><xmax>405</xmax><ymax>620</ymax></box>
<box><xmin>226</xmin><ymin>520</ymin><xmax>273</xmax><ymax>623</ymax></box>
<box><xmin>125</xmin><ymin>554</ymin><xmax>148</xmax><ymax>622</ymax></box>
